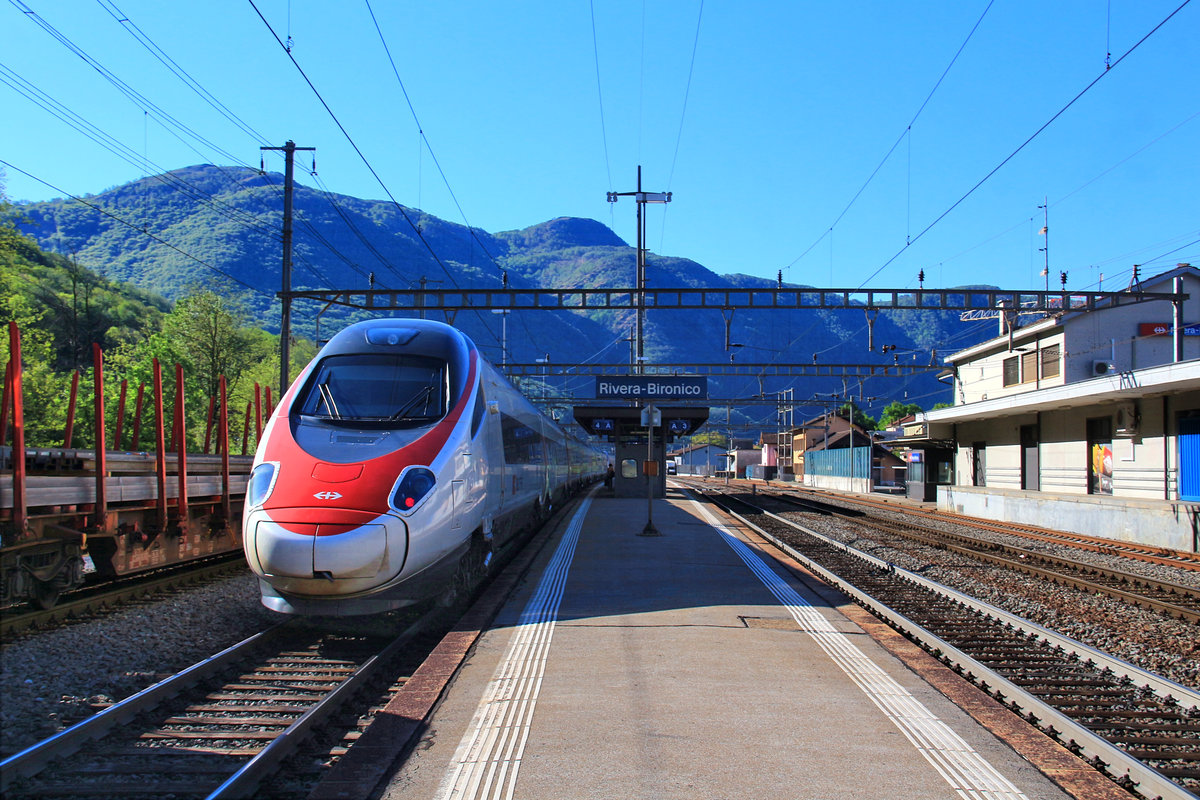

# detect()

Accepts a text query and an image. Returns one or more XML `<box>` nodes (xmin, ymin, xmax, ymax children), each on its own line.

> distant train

<box><xmin>242</xmin><ymin>318</ymin><xmax>605</xmax><ymax>615</ymax></box>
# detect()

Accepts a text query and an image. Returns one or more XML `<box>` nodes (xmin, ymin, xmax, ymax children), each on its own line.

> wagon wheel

<box><xmin>31</xmin><ymin>579</ymin><xmax>61</xmax><ymax>610</ymax></box>
<box><xmin>28</xmin><ymin>556</ymin><xmax>82</xmax><ymax>610</ymax></box>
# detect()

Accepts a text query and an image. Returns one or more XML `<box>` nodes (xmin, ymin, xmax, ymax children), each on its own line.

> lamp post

<box><xmin>639</xmin><ymin>402</ymin><xmax>661</xmax><ymax>536</ymax></box>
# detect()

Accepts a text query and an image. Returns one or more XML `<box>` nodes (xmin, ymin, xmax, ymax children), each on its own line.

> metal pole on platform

<box><xmin>641</xmin><ymin>402</ymin><xmax>660</xmax><ymax>536</ymax></box>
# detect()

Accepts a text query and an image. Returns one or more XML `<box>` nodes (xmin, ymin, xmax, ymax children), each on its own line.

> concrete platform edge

<box><xmin>306</xmin><ymin>491</ymin><xmax>592</xmax><ymax>800</ymax></box>
<box><xmin>733</xmin><ymin>518</ymin><xmax>1132</xmax><ymax>800</ymax></box>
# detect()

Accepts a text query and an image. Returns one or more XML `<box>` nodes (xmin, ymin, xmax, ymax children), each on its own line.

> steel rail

<box><xmin>765</xmin><ymin>489</ymin><xmax>1200</xmax><ymax>623</ymax></box>
<box><xmin>0</xmin><ymin>623</ymin><xmax>288</xmax><ymax>790</ymax></box>
<box><xmin>772</xmin><ymin>483</ymin><xmax>1200</xmax><ymax>571</ymax></box>
<box><xmin>206</xmin><ymin>611</ymin><xmax>434</xmax><ymax>800</ymax></box>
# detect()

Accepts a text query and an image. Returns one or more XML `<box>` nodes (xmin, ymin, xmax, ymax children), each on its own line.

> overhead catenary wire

<box><xmin>659</xmin><ymin>0</ymin><xmax>704</xmax><ymax>254</ymax></box>
<box><xmin>246</xmin><ymin>0</ymin><xmax>503</xmax><ymax>352</ymax></box>
<box><xmin>92</xmin><ymin>0</ymin><xmax>423</xmax><ymax>295</ymax></box>
<box><xmin>11</xmin><ymin>1</ymin><xmax>255</xmax><ymax>179</ymax></box>
<box><xmin>785</xmin><ymin>0</ymin><xmax>996</xmax><ymax>273</ymax></box>
<box><xmin>1</xmin><ymin>53</ymin><xmax>357</xmax><ymax>292</ymax></box>
<box><xmin>95</xmin><ymin>0</ymin><xmax>272</xmax><ymax>148</ymax></box>
<box><xmin>0</xmin><ymin>62</ymin><xmax>278</xmax><ymax>239</ymax></box>
<box><xmin>1</xmin><ymin>158</ymin><xmax>273</xmax><ymax>298</ymax></box>
<box><xmin>362</xmin><ymin>0</ymin><xmax>505</xmax><ymax>277</ymax></box>
<box><xmin>307</xmin><ymin>171</ymin><xmax>406</xmax><ymax>286</ymax></box>
<box><xmin>590</xmin><ymin>0</ymin><xmax>615</xmax><ymax>229</ymax></box>
<box><xmin>853</xmin><ymin>0</ymin><xmax>1193</xmax><ymax>289</ymax></box>
<box><xmin>362</xmin><ymin>0</ymin><xmax>547</xmax><ymax>355</ymax></box>
<box><xmin>0</xmin><ymin>3</ymin><xmax>300</xmax><ymax>244</ymax></box>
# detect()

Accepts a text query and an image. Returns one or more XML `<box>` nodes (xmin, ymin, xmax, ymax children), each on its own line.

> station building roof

<box><xmin>921</xmin><ymin>358</ymin><xmax>1200</xmax><ymax>437</ymax></box>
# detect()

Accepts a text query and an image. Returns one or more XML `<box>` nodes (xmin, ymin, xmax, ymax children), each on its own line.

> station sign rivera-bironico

<box><xmin>595</xmin><ymin>376</ymin><xmax>708</xmax><ymax>400</ymax></box>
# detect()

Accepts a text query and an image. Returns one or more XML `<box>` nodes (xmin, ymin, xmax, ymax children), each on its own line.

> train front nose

<box><xmin>245</xmin><ymin>509</ymin><xmax>407</xmax><ymax>590</ymax></box>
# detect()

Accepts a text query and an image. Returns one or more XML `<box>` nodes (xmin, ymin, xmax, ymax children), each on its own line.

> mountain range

<box><xmin>14</xmin><ymin>164</ymin><xmax>983</xmax><ymax>422</ymax></box>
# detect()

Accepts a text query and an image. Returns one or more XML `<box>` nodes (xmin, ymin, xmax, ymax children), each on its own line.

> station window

<box><xmin>1040</xmin><ymin>344</ymin><xmax>1061</xmax><ymax>379</ymax></box>
<box><xmin>1020</xmin><ymin>351</ymin><xmax>1038</xmax><ymax>384</ymax></box>
<box><xmin>1002</xmin><ymin>356</ymin><xmax>1020</xmax><ymax>387</ymax></box>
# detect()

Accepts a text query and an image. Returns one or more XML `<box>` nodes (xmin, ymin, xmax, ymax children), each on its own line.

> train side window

<box><xmin>470</xmin><ymin>384</ymin><xmax>486</xmax><ymax>438</ymax></box>
<box><xmin>500</xmin><ymin>412</ymin><xmax>543</xmax><ymax>463</ymax></box>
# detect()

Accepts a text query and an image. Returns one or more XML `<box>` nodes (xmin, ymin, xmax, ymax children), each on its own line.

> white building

<box><xmin>921</xmin><ymin>265</ymin><xmax>1200</xmax><ymax>551</ymax></box>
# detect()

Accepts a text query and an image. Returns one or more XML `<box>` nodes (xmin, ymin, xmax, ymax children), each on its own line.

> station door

<box><xmin>1181</xmin><ymin>416</ymin><xmax>1200</xmax><ymax>502</ymax></box>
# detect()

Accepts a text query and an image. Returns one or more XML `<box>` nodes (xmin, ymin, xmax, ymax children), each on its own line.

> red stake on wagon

<box><xmin>93</xmin><ymin>344</ymin><xmax>107</xmax><ymax>534</ymax></box>
<box><xmin>6</xmin><ymin>321</ymin><xmax>28</xmax><ymax>538</ymax></box>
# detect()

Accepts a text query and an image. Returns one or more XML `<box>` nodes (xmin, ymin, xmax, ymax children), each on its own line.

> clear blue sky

<box><xmin>2</xmin><ymin>0</ymin><xmax>1197</xmax><ymax>293</ymax></box>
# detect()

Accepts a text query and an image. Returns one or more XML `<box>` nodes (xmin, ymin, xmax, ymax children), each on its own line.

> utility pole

<box><xmin>607</xmin><ymin>166</ymin><xmax>671</xmax><ymax>375</ymax></box>
<box><xmin>262</xmin><ymin>140</ymin><xmax>315</xmax><ymax>397</ymax></box>
<box><xmin>1038</xmin><ymin>198</ymin><xmax>1049</xmax><ymax>292</ymax></box>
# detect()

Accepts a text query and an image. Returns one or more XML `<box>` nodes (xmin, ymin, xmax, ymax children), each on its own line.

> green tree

<box><xmin>878</xmin><ymin>401</ymin><xmax>923</xmax><ymax>429</ymax></box>
<box><xmin>162</xmin><ymin>289</ymin><xmax>255</xmax><ymax>401</ymax></box>
<box><xmin>689</xmin><ymin>430</ymin><xmax>730</xmax><ymax>448</ymax></box>
<box><xmin>838</xmin><ymin>402</ymin><xmax>877</xmax><ymax>431</ymax></box>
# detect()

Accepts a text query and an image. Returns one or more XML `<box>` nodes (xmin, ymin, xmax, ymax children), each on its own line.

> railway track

<box><xmin>698</xmin><ymin>487</ymin><xmax>1200</xmax><ymax>800</ymax></box>
<box><xmin>773</xmin><ymin>489</ymin><xmax>1200</xmax><ymax>624</ymax></box>
<box><xmin>0</xmin><ymin>553</ymin><xmax>250</xmax><ymax>638</ymax></box>
<box><xmin>0</xmin><ymin>612</ymin><xmax>435</xmax><ymax>800</ymax></box>
<box><xmin>0</xmin><ymin>486</ymin><xmax>590</xmax><ymax>798</ymax></box>
<box><xmin>680</xmin><ymin>478</ymin><xmax>1200</xmax><ymax>623</ymax></box>
<box><xmin>753</xmin><ymin>480</ymin><xmax>1200</xmax><ymax>573</ymax></box>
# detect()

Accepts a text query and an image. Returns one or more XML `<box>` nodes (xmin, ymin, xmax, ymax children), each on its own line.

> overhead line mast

<box><xmin>262</xmin><ymin>140</ymin><xmax>315</xmax><ymax>396</ymax></box>
<box><xmin>607</xmin><ymin>166</ymin><xmax>671</xmax><ymax>375</ymax></box>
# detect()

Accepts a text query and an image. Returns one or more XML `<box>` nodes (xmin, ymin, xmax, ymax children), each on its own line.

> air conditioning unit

<box><xmin>1092</xmin><ymin>360</ymin><xmax>1116</xmax><ymax>376</ymax></box>
<box><xmin>1115</xmin><ymin>403</ymin><xmax>1139</xmax><ymax>438</ymax></box>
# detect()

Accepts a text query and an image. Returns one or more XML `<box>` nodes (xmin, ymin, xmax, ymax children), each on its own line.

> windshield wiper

<box><xmin>390</xmin><ymin>382</ymin><xmax>438</xmax><ymax>421</ymax></box>
<box><xmin>318</xmin><ymin>381</ymin><xmax>342</xmax><ymax>419</ymax></box>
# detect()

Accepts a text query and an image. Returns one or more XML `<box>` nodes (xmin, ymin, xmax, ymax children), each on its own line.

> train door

<box><xmin>451</xmin><ymin>480</ymin><xmax>464</xmax><ymax>529</ymax></box>
<box><xmin>479</xmin><ymin>381</ymin><xmax>505</xmax><ymax>517</ymax></box>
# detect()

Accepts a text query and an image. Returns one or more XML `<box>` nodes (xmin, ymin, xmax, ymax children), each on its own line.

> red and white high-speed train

<box><xmin>242</xmin><ymin>318</ymin><xmax>604</xmax><ymax>615</ymax></box>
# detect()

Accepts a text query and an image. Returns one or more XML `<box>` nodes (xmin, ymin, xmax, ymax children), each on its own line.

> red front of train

<box><xmin>242</xmin><ymin>319</ymin><xmax>481</xmax><ymax>615</ymax></box>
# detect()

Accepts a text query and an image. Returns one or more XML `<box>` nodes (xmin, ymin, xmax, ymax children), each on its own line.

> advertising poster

<box><xmin>1091</xmin><ymin>442</ymin><xmax>1113</xmax><ymax>495</ymax></box>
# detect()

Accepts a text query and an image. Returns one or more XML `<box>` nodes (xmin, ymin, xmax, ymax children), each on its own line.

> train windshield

<box><xmin>297</xmin><ymin>354</ymin><xmax>447</xmax><ymax>427</ymax></box>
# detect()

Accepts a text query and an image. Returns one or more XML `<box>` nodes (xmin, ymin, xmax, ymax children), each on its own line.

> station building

<box><xmin>667</xmin><ymin>443</ymin><xmax>727</xmax><ymax>476</ymax></box>
<box><xmin>917</xmin><ymin>264</ymin><xmax>1200</xmax><ymax>551</ymax></box>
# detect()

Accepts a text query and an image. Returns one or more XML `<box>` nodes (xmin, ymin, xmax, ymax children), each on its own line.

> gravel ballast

<box><xmin>2</xmin><ymin>574</ymin><xmax>280</xmax><ymax>755</ymax></box>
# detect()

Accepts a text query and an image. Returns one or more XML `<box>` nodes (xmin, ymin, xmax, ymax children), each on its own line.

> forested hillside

<box><xmin>2</xmin><ymin>184</ymin><xmax>308</xmax><ymax>449</ymax></box>
<box><xmin>11</xmin><ymin>165</ymin><xmax>985</xmax><ymax>429</ymax></box>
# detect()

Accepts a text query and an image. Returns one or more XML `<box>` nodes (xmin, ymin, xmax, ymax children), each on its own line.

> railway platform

<box><xmin>367</xmin><ymin>485</ymin><xmax>1112</xmax><ymax>800</ymax></box>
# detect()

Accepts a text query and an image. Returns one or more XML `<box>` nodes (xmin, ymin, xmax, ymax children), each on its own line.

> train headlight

<box><xmin>391</xmin><ymin>467</ymin><xmax>436</xmax><ymax>514</ymax></box>
<box><xmin>247</xmin><ymin>462</ymin><xmax>279</xmax><ymax>510</ymax></box>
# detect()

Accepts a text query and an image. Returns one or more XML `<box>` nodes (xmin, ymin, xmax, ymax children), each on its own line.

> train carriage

<box><xmin>242</xmin><ymin>318</ymin><xmax>603</xmax><ymax>616</ymax></box>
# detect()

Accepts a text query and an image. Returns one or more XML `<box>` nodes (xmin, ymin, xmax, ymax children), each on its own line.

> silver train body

<box><xmin>242</xmin><ymin>319</ymin><xmax>604</xmax><ymax>615</ymax></box>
